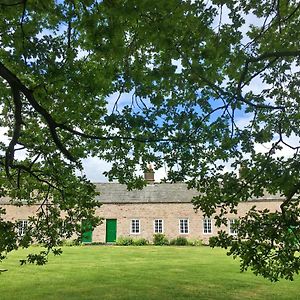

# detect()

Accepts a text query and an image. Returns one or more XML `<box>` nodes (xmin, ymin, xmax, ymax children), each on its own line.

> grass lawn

<box><xmin>0</xmin><ymin>246</ymin><xmax>300</xmax><ymax>300</ymax></box>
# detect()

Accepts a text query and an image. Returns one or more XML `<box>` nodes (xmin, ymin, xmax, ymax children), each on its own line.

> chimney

<box><xmin>238</xmin><ymin>164</ymin><xmax>247</xmax><ymax>179</ymax></box>
<box><xmin>144</xmin><ymin>164</ymin><xmax>155</xmax><ymax>184</ymax></box>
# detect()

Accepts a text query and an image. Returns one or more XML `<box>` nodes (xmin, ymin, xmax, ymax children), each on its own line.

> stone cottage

<box><xmin>0</xmin><ymin>170</ymin><xmax>283</xmax><ymax>244</ymax></box>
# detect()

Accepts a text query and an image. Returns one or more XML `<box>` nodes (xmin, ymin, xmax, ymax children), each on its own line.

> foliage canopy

<box><xmin>0</xmin><ymin>0</ymin><xmax>300</xmax><ymax>281</ymax></box>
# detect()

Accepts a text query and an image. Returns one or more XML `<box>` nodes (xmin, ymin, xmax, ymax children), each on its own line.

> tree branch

<box><xmin>0</xmin><ymin>0</ymin><xmax>24</xmax><ymax>6</ymax></box>
<box><xmin>237</xmin><ymin>50</ymin><xmax>300</xmax><ymax>110</ymax></box>
<box><xmin>243</xmin><ymin>4</ymin><xmax>300</xmax><ymax>50</ymax></box>
<box><xmin>249</xmin><ymin>50</ymin><xmax>300</xmax><ymax>63</ymax></box>
<box><xmin>280</xmin><ymin>182</ymin><xmax>300</xmax><ymax>217</ymax></box>
<box><xmin>5</xmin><ymin>84</ymin><xmax>22</xmax><ymax>178</ymax></box>
<box><xmin>0</xmin><ymin>62</ymin><xmax>76</xmax><ymax>162</ymax></box>
<box><xmin>0</xmin><ymin>61</ymin><xmax>188</xmax><ymax>161</ymax></box>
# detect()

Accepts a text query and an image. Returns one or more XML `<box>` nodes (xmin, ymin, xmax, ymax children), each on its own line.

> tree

<box><xmin>0</xmin><ymin>0</ymin><xmax>299</xmax><ymax>280</ymax></box>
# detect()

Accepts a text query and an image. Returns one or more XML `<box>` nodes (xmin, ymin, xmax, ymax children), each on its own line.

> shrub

<box><xmin>188</xmin><ymin>239</ymin><xmax>203</xmax><ymax>246</ymax></box>
<box><xmin>133</xmin><ymin>238</ymin><xmax>149</xmax><ymax>246</ymax></box>
<box><xmin>89</xmin><ymin>242</ymin><xmax>105</xmax><ymax>246</ymax></box>
<box><xmin>153</xmin><ymin>233</ymin><xmax>169</xmax><ymax>245</ymax></box>
<box><xmin>116</xmin><ymin>237</ymin><xmax>134</xmax><ymax>246</ymax></box>
<box><xmin>169</xmin><ymin>236</ymin><xmax>188</xmax><ymax>246</ymax></box>
<box><xmin>61</xmin><ymin>239</ymin><xmax>81</xmax><ymax>247</ymax></box>
<box><xmin>169</xmin><ymin>238</ymin><xmax>176</xmax><ymax>245</ymax></box>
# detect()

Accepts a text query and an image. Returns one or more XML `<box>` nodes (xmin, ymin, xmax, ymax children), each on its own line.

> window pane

<box><xmin>229</xmin><ymin>219</ymin><xmax>237</xmax><ymax>235</ymax></box>
<box><xmin>18</xmin><ymin>220</ymin><xmax>28</xmax><ymax>236</ymax></box>
<box><xmin>203</xmin><ymin>218</ymin><xmax>212</xmax><ymax>234</ymax></box>
<box><xmin>154</xmin><ymin>219</ymin><xmax>163</xmax><ymax>233</ymax></box>
<box><xmin>179</xmin><ymin>219</ymin><xmax>188</xmax><ymax>234</ymax></box>
<box><xmin>131</xmin><ymin>219</ymin><xmax>140</xmax><ymax>233</ymax></box>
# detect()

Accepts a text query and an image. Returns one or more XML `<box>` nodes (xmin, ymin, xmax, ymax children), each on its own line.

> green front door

<box><xmin>81</xmin><ymin>219</ymin><xmax>93</xmax><ymax>243</ymax></box>
<box><xmin>106</xmin><ymin>219</ymin><xmax>117</xmax><ymax>243</ymax></box>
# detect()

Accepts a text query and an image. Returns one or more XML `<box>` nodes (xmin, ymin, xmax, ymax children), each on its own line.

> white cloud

<box><xmin>254</xmin><ymin>134</ymin><xmax>300</xmax><ymax>158</ymax></box>
<box><xmin>242</xmin><ymin>75</ymin><xmax>271</xmax><ymax>96</ymax></box>
<box><xmin>171</xmin><ymin>59</ymin><xmax>183</xmax><ymax>74</ymax></box>
<box><xmin>79</xmin><ymin>157</ymin><xmax>168</xmax><ymax>183</ymax></box>
<box><xmin>0</xmin><ymin>126</ymin><xmax>9</xmax><ymax>146</ymax></box>
<box><xmin>79</xmin><ymin>157</ymin><xmax>112</xmax><ymax>182</ymax></box>
<box><xmin>235</xmin><ymin>113</ymin><xmax>253</xmax><ymax>129</ymax></box>
<box><xmin>106</xmin><ymin>91</ymin><xmax>133</xmax><ymax>114</ymax></box>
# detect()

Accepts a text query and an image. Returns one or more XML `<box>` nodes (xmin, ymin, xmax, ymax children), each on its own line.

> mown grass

<box><xmin>0</xmin><ymin>246</ymin><xmax>300</xmax><ymax>300</ymax></box>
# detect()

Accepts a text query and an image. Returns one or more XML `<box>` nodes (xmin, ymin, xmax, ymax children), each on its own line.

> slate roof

<box><xmin>94</xmin><ymin>183</ymin><xmax>199</xmax><ymax>203</ymax></box>
<box><xmin>0</xmin><ymin>183</ymin><xmax>283</xmax><ymax>205</ymax></box>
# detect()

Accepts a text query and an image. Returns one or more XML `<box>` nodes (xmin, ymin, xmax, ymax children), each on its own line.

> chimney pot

<box><xmin>144</xmin><ymin>164</ymin><xmax>155</xmax><ymax>183</ymax></box>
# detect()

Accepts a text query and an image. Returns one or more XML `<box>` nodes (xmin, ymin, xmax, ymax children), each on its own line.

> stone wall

<box><xmin>93</xmin><ymin>200</ymin><xmax>282</xmax><ymax>243</ymax></box>
<box><xmin>1</xmin><ymin>199</ymin><xmax>282</xmax><ymax>244</ymax></box>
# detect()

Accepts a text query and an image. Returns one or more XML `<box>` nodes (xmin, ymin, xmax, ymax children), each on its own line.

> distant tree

<box><xmin>0</xmin><ymin>0</ymin><xmax>300</xmax><ymax>280</ymax></box>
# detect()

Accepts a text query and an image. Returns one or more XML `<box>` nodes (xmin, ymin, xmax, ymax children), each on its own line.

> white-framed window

<box><xmin>179</xmin><ymin>219</ymin><xmax>189</xmax><ymax>234</ymax></box>
<box><xmin>203</xmin><ymin>218</ymin><xmax>212</xmax><ymax>234</ymax></box>
<box><xmin>131</xmin><ymin>219</ymin><xmax>140</xmax><ymax>234</ymax></box>
<box><xmin>18</xmin><ymin>220</ymin><xmax>28</xmax><ymax>236</ymax></box>
<box><xmin>229</xmin><ymin>219</ymin><xmax>238</xmax><ymax>235</ymax></box>
<box><xmin>154</xmin><ymin>219</ymin><xmax>164</xmax><ymax>233</ymax></box>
